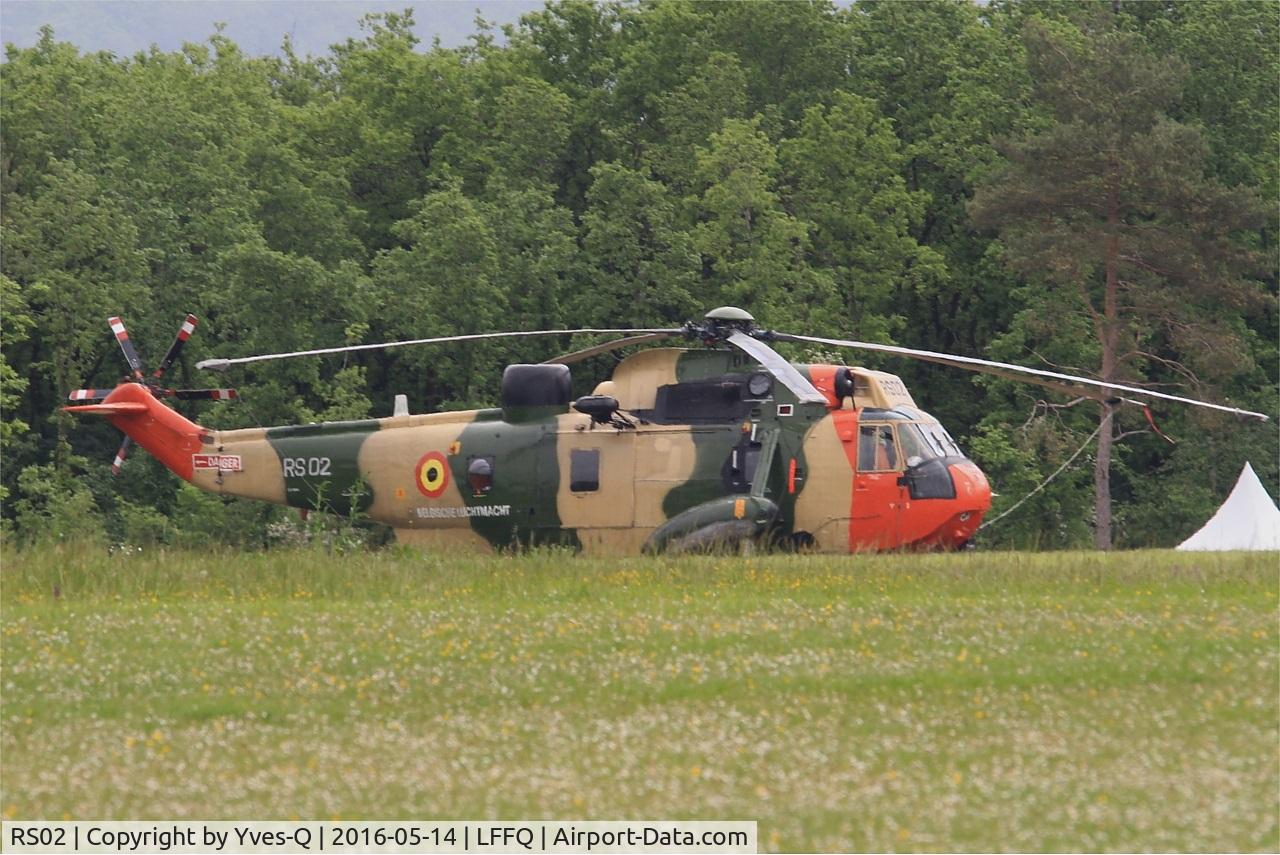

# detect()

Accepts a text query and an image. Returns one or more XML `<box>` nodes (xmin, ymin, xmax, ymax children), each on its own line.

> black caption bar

<box><xmin>3</xmin><ymin>821</ymin><xmax>756</xmax><ymax>854</ymax></box>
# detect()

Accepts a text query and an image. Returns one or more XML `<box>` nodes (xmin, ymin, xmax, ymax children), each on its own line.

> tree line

<box><xmin>2</xmin><ymin>0</ymin><xmax>1276</xmax><ymax>549</ymax></box>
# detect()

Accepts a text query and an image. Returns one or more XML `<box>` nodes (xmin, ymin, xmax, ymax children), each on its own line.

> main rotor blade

<box><xmin>774</xmin><ymin>332</ymin><xmax>1270</xmax><ymax>421</ymax></box>
<box><xmin>542</xmin><ymin>332</ymin><xmax>681</xmax><ymax>365</ymax></box>
<box><xmin>197</xmin><ymin>328</ymin><xmax>683</xmax><ymax>371</ymax></box>
<box><xmin>172</xmin><ymin>388</ymin><xmax>238</xmax><ymax>400</ymax></box>
<box><xmin>153</xmin><ymin>313</ymin><xmax>198</xmax><ymax>380</ymax></box>
<box><xmin>726</xmin><ymin>332</ymin><xmax>828</xmax><ymax>405</ymax></box>
<box><xmin>107</xmin><ymin>316</ymin><xmax>146</xmax><ymax>381</ymax></box>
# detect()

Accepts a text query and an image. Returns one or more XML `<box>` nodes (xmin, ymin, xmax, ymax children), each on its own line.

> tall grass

<box><xmin>4</xmin><ymin>542</ymin><xmax>1270</xmax><ymax>602</ymax></box>
<box><xmin>2</xmin><ymin>545</ymin><xmax>1276</xmax><ymax>851</ymax></box>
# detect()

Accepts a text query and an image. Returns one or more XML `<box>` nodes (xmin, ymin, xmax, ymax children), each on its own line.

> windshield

<box><xmin>897</xmin><ymin>423</ymin><xmax>936</xmax><ymax>466</ymax></box>
<box><xmin>858</xmin><ymin>421</ymin><xmax>967</xmax><ymax>471</ymax></box>
<box><xmin>922</xmin><ymin>423</ymin><xmax>962</xmax><ymax>458</ymax></box>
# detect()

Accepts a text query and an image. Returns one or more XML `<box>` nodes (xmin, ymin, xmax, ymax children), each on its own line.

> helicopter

<box><xmin>64</xmin><ymin>307</ymin><xmax>1268</xmax><ymax>554</ymax></box>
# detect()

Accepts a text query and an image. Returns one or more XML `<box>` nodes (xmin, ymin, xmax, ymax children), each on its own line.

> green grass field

<box><xmin>2</xmin><ymin>545</ymin><xmax>1276</xmax><ymax>851</ymax></box>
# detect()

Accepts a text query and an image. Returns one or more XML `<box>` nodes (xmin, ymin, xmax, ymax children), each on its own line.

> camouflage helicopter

<box><xmin>65</xmin><ymin>307</ymin><xmax>1267</xmax><ymax>554</ymax></box>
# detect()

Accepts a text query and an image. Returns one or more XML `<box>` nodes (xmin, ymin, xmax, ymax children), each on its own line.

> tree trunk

<box><xmin>1094</xmin><ymin>400</ymin><xmax>1114</xmax><ymax>550</ymax></box>
<box><xmin>1095</xmin><ymin>171</ymin><xmax>1122</xmax><ymax>550</ymax></box>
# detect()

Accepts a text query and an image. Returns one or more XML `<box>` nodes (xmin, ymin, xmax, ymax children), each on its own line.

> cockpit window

<box><xmin>918</xmin><ymin>426</ymin><xmax>944</xmax><ymax>458</ymax></box>
<box><xmin>860</xmin><ymin>408</ymin><xmax>911</xmax><ymax>421</ymax></box>
<box><xmin>897</xmin><ymin>423</ymin><xmax>936</xmax><ymax>468</ymax></box>
<box><xmin>858</xmin><ymin>421</ymin><xmax>964</xmax><ymax>472</ymax></box>
<box><xmin>923</xmin><ymin>424</ymin><xmax>962</xmax><ymax>457</ymax></box>
<box><xmin>857</xmin><ymin>425</ymin><xmax>899</xmax><ymax>472</ymax></box>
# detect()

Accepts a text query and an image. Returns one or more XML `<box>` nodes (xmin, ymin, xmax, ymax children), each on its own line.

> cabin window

<box><xmin>857</xmin><ymin>425</ymin><xmax>899</xmax><ymax>472</ymax></box>
<box><xmin>570</xmin><ymin>448</ymin><xmax>600</xmax><ymax>492</ymax></box>
<box><xmin>467</xmin><ymin>456</ymin><xmax>494</xmax><ymax>495</ymax></box>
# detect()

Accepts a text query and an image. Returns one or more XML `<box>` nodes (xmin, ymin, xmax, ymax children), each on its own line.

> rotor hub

<box><xmin>704</xmin><ymin>306</ymin><xmax>755</xmax><ymax>324</ymax></box>
<box><xmin>686</xmin><ymin>306</ymin><xmax>760</xmax><ymax>344</ymax></box>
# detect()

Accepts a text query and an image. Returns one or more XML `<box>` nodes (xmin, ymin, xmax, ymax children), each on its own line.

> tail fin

<box><xmin>63</xmin><ymin>383</ymin><xmax>206</xmax><ymax>481</ymax></box>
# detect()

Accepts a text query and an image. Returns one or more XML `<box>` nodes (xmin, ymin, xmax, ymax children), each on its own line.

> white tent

<box><xmin>1177</xmin><ymin>462</ymin><xmax>1280</xmax><ymax>551</ymax></box>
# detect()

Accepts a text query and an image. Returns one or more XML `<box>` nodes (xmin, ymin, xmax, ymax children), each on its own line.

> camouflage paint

<box><xmin>553</xmin><ymin>413</ymin><xmax>634</xmax><ymax>552</ymax></box>
<box><xmin>73</xmin><ymin>349</ymin><xmax>991</xmax><ymax>555</ymax></box>
<box><xmin>659</xmin><ymin>351</ymin><xmax>821</xmax><ymax>528</ymax></box>
<box><xmin>633</xmin><ymin>427</ymin><xmax>700</xmax><ymax>528</ymax></box>
<box><xmin>454</xmin><ymin>409</ymin><xmax>578</xmax><ymax>549</ymax></box>
<box><xmin>790</xmin><ymin>412</ymin><xmax>852</xmax><ymax>551</ymax></box>
<box><xmin>360</xmin><ymin>409</ymin><xmax>480</xmax><ymax>547</ymax></box>
<box><xmin>266</xmin><ymin>420</ymin><xmax>380</xmax><ymax>515</ymax></box>
<box><xmin>189</xmin><ymin>427</ymin><xmax>288</xmax><ymax>505</ymax></box>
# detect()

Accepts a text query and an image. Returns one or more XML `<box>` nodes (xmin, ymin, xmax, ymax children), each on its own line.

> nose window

<box><xmin>857</xmin><ymin>425</ymin><xmax>899</xmax><ymax>472</ymax></box>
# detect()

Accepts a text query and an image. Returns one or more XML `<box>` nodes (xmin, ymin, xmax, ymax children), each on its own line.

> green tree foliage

<box><xmin>971</xmin><ymin>14</ymin><xmax>1268</xmax><ymax>549</ymax></box>
<box><xmin>1</xmin><ymin>158</ymin><xmax>146</xmax><ymax>437</ymax></box>
<box><xmin>697</xmin><ymin>0</ymin><xmax>848</xmax><ymax>122</ymax></box>
<box><xmin>843</xmin><ymin>0</ymin><xmax>1036</xmax><ymax>431</ymax></box>
<box><xmin>691</xmin><ymin>118</ymin><xmax>838</xmax><ymax>328</ymax></box>
<box><xmin>373</xmin><ymin>180</ymin><xmax>505</xmax><ymax>408</ymax></box>
<box><xmin>779</xmin><ymin>93</ymin><xmax>943</xmax><ymax>341</ymax></box>
<box><xmin>645</xmin><ymin>52</ymin><xmax>749</xmax><ymax>191</ymax></box>
<box><xmin>577</xmin><ymin>162</ymin><xmax>699</xmax><ymax>328</ymax></box>
<box><xmin>1</xmin><ymin>2</ymin><xmax>1274</xmax><ymax>549</ymax></box>
<box><xmin>0</xmin><ymin>276</ymin><xmax>34</xmax><ymax>507</ymax></box>
<box><xmin>1134</xmin><ymin>0</ymin><xmax>1279</xmax><ymax>198</ymax></box>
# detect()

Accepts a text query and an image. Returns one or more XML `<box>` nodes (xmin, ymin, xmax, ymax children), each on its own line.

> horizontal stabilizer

<box><xmin>63</xmin><ymin>402</ymin><xmax>150</xmax><ymax>416</ymax></box>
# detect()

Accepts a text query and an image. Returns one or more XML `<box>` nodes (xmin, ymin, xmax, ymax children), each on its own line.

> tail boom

<box><xmin>63</xmin><ymin>383</ymin><xmax>204</xmax><ymax>481</ymax></box>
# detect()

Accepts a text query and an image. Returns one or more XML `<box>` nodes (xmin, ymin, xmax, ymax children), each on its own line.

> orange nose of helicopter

<box><xmin>944</xmin><ymin>460</ymin><xmax>993</xmax><ymax>547</ymax></box>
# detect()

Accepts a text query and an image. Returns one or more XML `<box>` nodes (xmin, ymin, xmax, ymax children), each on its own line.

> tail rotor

<box><xmin>152</xmin><ymin>313</ymin><xmax>197</xmax><ymax>381</ymax></box>
<box><xmin>67</xmin><ymin>313</ymin><xmax>238</xmax><ymax>474</ymax></box>
<box><xmin>110</xmin><ymin>436</ymin><xmax>132</xmax><ymax>476</ymax></box>
<box><xmin>173</xmin><ymin>388</ymin><xmax>238</xmax><ymax>401</ymax></box>
<box><xmin>67</xmin><ymin>388</ymin><xmax>114</xmax><ymax>402</ymax></box>
<box><xmin>107</xmin><ymin>316</ymin><xmax>146</xmax><ymax>382</ymax></box>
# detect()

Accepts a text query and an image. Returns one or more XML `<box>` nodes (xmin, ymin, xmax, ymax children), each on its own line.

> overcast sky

<box><xmin>1</xmin><ymin>1</ymin><xmax>545</xmax><ymax>58</ymax></box>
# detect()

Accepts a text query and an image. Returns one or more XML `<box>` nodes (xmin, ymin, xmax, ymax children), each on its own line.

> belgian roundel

<box><xmin>415</xmin><ymin>451</ymin><xmax>450</xmax><ymax>498</ymax></box>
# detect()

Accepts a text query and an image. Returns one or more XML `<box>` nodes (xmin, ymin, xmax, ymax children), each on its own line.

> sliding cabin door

<box><xmin>554</xmin><ymin>424</ymin><xmax>637</xmax><ymax>551</ymax></box>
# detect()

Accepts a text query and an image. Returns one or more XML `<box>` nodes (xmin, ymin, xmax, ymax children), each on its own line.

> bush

<box><xmin>116</xmin><ymin>499</ymin><xmax>172</xmax><ymax>546</ymax></box>
<box><xmin>12</xmin><ymin>461</ymin><xmax>105</xmax><ymax>545</ymax></box>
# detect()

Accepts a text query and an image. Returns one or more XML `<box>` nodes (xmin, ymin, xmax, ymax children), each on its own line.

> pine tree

<box><xmin>971</xmin><ymin>14</ymin><xmax>1264</xmax><ymax>549</ymax></box>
